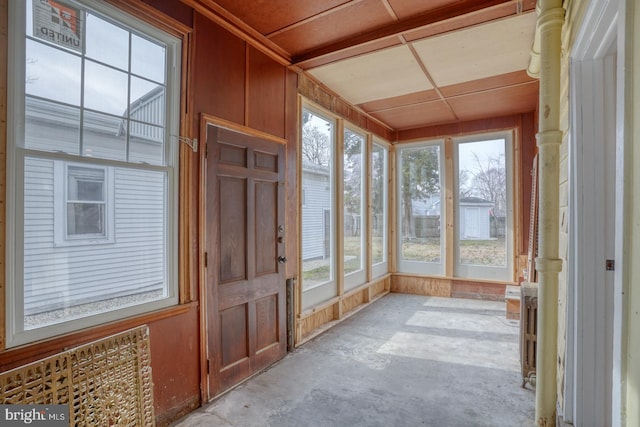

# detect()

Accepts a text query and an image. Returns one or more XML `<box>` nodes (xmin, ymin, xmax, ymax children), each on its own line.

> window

<box><xmin>301</xmin><ymin>108</ymin><xmax>336</xmax><ymax>309</ymax></box>
<box><xmin>455</xmin><ymin>135</ymin><xmax>512</xmax><ymax>280</ymax></box>
<box><xmin>343</xmin><ymin>127</ymin><xmax>366</xmax><ymax>289</ymax></box>
<box><xmin>7</xmin><ymin>0</ymin><xmax>181</xmax><ymax>346</ymax></box>
<box><xmin>371</xmin><ymin>141</ymin><xmax>388</xmax><ymax>277</ymax></box>
<box><xmin>67</xmin><ymin>166</ymin><xmax>106</xmax><ymax>236</ymax></box>
<box><xmin>53</xmin><ymin>162</ymin><xmax>115</xmax><ymax>245</ymax></box>
<box><xmin>395</xmin><ymin>133</ymin><xmax>513</xmax><ymax>281</ymax></box>
<box><xmin>397</xmin><ymin>142</ymin><xmax>443</xmax><ymax>275</ymax></box>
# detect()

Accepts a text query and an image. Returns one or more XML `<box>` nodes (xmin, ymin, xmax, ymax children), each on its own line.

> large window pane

<box><xmin>343</xmin><ymin>128</ymin><xmax>364</xmax><ymax>281</ymax></box>
<box><xmin>457</xmin><ymin>139</ymin><xmax>507</xmax><ymax>267</ymax></box>
<box><xmin>371</xmin><ymin>143</ymin><xmax>387</xmax><ymax>267</ymax></box>
<box><xmin>301</xmin><ymin>110</ymin><xmax>334</xmax><ymax>291</ymax></box>
<box><xmin>85</xmin><ymin>13</ymin><xmax>129</xmax><ymax>70</ymax></box>
<box><xmin>26</xmin><ymin>39</ymin><xmax>81</xmax><ymax>105</ymax></box>
<box><xmin>399</xmin><ymin>145</ymin><xmax>441</xmax><ymax>264</ymax></box>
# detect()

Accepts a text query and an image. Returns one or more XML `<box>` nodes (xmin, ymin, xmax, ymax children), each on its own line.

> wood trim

<box><xmin>335</xmin><ymin>119</ymin><xmax>345</xmax><ymax>312</ymax></box>
<box><xmin>0</xmin><ymin>0</ymin><xmax>7</xmax><ymax>351</ymax></box>
<box><xmin>512</xmin><ymin>126</ymin><xmax>523</xmax><ymax>282</ymax></box>
<box><xmin>444</xmin><ymin>137</ymin><xmax>455</xmax><ymax>277</ymax></box>
<box><xmin>297</xmin><ymin>72</ymin><xmax>394</xmax><ymax>141</ymax></box>
<box><xmin>179</xmin><ymin>25</ymin><xmax>195</xmax><ymax>305</ymax></box>
<box><xmin>200</xmin><ymin>114</ymin><xmax>287</xmax><ymax>145</ymax></box>
<box><xmin>197</xmin><ymin>114</ymin><xmax>209</xmax><ymax>403</ymax></box>
<box><xmin>365</xmin><ymin>135</ymin><xmax>373</xmax><ymax>283</ymax></box>
<box><xmin>180</xmin><ymin>0</ymin><xmax>291</xmax><ymax>66</ymax></box>
<box><xmin>0</xmin><ymin>302</ymin><xmax>198</xmax><ymax>371</ymax></box>
<box><xmin>388</xmin><ymin>146</ymin><xmax>397</xmax><ymax>272</ymax></box>
<box><xmin>106</xmin><ymin>0</ymin><xmax>192</xmax><ymax>36</ymax></box>
<box><xmin>244</xmin><ymin>44</ymin><xmax>250</xmax><ymax>127</ymax></box>
<box><xmin>391</xmin><ymin>275</ymin><xmax>452</xmax><ymax>297</ymax></box>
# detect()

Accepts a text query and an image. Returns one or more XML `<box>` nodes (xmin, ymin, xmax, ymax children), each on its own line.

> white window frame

<box><xmin>396</xmin><ymin>139</ymin><xmax>445</xmax><ymax>276</ymax></box>
<box><xmin>453</xmin><ymin>131</ymin><xmax>514</xmax><ymax>281</ymax></box>
<box><xmin>343</xmin><ymin>125</ymin><xmax>367</xmax><ymax>291</ymax></box>
<box><xmin>371</xmin><ymin>139</ymin><xmax>389</xmax><ymax>279</ymax></box>
<box><xmin>6</xmin><ymin>0</ymin><xmax>181</xmax><ymax>347</ymax></box>
<box><xmin>300</xmin><ymin>104</ymin><xmax>337</xmax><ymax>310</ymax></box>
<box><xmin>54</xmin><ymin>161</ymin><xmax>115</xmax><ymax>246</ymax></box>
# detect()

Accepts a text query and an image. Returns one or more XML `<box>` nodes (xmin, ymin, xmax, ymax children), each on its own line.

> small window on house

<box><xmin>67</xmin><ymin>166</ymin><xmax>106</xmax><ymax>237</ymax></box>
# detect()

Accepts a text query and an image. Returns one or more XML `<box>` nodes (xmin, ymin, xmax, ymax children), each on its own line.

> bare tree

<box><xmin>469</xmin><ymin>152</ymin><xmax>506</xmax><ymax>211</ymax></box>
<box><xmin>301</xmin><ymin>124</ymin><xmax>330</xmax><ymax>167</ymax></box>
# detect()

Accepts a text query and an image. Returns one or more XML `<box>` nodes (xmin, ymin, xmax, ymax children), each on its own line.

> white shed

<box><xmin>459</xmin><ymin>197</ymin><xmax>494</xmax><ymax>240</ymax></box>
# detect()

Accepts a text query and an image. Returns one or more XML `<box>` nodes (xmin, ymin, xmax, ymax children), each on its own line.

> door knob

<box><xmin>278</xmin><ymin>256</ymin><xmax>287</xmax><ymax>264</ymax></box>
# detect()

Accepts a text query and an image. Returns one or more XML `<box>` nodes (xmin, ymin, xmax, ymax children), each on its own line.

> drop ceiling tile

<box><xmin>309</xmin><ymin>45</ymin><xmax>433</xmax><ymax>105</ymax></box>
<box><xmin>413</xmin><ymin>12</ymin><xmax>537</xmax><ymax>87</ymax></box>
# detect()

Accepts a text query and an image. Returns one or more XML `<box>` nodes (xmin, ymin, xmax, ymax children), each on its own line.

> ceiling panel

<box><xmin>309</xmin><ymin>45</ymin><xmax>433</xmax><ymax>105</ymax></box>
<box><xmin>358</xmin><ymin>89</ymin><xmax>440</xmax><ymax>112</ymax></box>
<box><xmin>413</xmin><ymin>12</ymin><xmax>537</xmax><ymax>87</ymax></box>
<box><xmin>210</xmin><ymin>0</ymin><xmax>350</xmax><ymax>35</ymax></box>
<box><xmin>269</xmin><ymin>0</ymin><xmax>394</xmax><ymax>57</ymax></box>
<box><xmin>387</xmin><ymin>0</ymin><xmax>462</xmax><ymax>20</ymax></box>
<box><xmin>447</xmin><ymin>82</ymin><xmax>539</xmax><ymax>122</ymax></box>
<box><xmin>371</xmin><ymin>100</ymin><xmax>457</xmax><ymax>130</ymax></box>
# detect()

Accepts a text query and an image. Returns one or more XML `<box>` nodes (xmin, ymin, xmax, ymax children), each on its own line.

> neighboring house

<box><xmin>301</xmin><ymin>163</ymin><xmax>331</xmax><ymax>260</ymax></box>
<box><xmin>23</xmin><ymin>93</ymin><xmax>165</xmax><ymax>315</ymax></box>
<box><xmin>459</xmin><ymin>196</ymin><xmax>494</xmax><ymax>240</ymax></box>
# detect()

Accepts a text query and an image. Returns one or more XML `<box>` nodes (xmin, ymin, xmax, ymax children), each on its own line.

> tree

<box><xmin>343</xmin><ymin>130</ymin><xmax>363</xmax><ymax>216</ymax></box>
<box><xmin>301</xmin><ymin>123</ymin><xmax>330</xmax><ymax>167</ymax></box>
<box><xmin>400</xmin><ymin>147</ymin><xmax>440</xmax><ymax>239</ymax></box>
<box><xmin>468</xmin><ymin>152</ymin><xmax>506</xmax><ymax>212</ymax></box>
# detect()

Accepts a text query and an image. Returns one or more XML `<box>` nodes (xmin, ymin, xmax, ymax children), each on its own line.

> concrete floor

<box><xmin>172</xmin><ymin>294</ymin><xmax>535</xmax><ymax>427</ymax></box>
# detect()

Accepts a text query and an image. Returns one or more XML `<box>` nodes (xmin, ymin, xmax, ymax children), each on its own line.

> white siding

<box><xmin>301</xmin><ymin>169</ymin><xmax>330</xmax><ymax>260</ymax></box>
<box><xmin>23</xmin><ymin>158</ymin><xmax>166</xmax><ymax>315</ymax></box>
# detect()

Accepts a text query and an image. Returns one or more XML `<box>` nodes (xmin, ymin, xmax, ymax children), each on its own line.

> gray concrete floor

<box><xmin>172</xmin><ymin>294</ymin><xmax>535</xmax><ymax>427</ymax></box>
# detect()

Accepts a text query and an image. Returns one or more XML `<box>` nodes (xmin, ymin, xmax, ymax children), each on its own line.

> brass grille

<box><xmin>1</xmin><ymin>326</ymin><xmax>154</xmax><ymax>426</ymax></box>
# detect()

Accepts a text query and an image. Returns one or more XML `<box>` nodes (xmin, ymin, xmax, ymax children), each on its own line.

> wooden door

<box><xmin>205</xmin><ymin>124</ymin><xmax>287</xmax><ymax>397</ymax></box>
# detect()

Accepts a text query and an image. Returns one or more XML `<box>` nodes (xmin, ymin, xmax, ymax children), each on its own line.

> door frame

<box><xmin>568</xmin><ymin>0</ymin><xmax>625</xmax><ymax>424</ymax></box>
<box><xmin>198</xmin><ymin>114</ymin><xmax>288</xmax><ymax>401</ymax></box>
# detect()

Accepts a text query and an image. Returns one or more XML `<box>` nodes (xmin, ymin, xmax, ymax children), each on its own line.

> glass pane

<box><xmin>23</xmin><ymin>158</ymin><xmax>168</xmax><ymax>329</ymax></box>
<box><xmin>82</xmin><ymin>111</ymin><xmax>126</xmax><ymax>161</ymax></box>
<box><xmin>130</xmin><ymin>77</ymin><xmax>165</xmax><ymax>126</ymax></box>
<box><xmin>68</xmin><ymin>166</ymin><xmax>104</xmax><ymax>201</ymax></box>
<box><xmin>371</xmin><ymin>144</ymin><xmax>387</xmax><ymax>265</ymax></box>
<box><xmin>85</xmin><ymin>13</ymin><xmax>129</xmax><ymax>70</ymax></box>
<box><xmin>25</xmin><ymin>97</ymin><xmax>80</xmax><ymax>154</ymax></box>
<box><xmin>458</xmin><ymin>139</ymin><xmax>507</xmax><ymax>266</ymax></box>
<box><xmin>131</xmin><ymin>34</ymin><xmax>166</xmax><ymax>83</ymax></box>
<box><xmin>343</xmin><ymin>129</ymin><xmax>364</xmax><ymax>276</ymax></box>
<box><xmin>67</xmin><ymin>203</ymin><xmax>105</xmax><ymax>235</ymax></box>
<box><xmin>26</xmin><ymin>39</ymin><xmax>81</xmax><ymax>105</ymax></box>
<box><xmin>29</xmin><ymin>0</ymin><xmax>84</xmax><ymax>52</ymax></box>
<box><xmin>301</xmin><ymin>110</ymin><xmax>334</xmax><ymax>290</ymax></box>
<box><xmin>84</xmin><ymin>60</ymin><xmax>128</xmax><ymax>115</ymax></box>
<box><xmin>129</xmin><ymin>122</ymin><xmax>164</xmax><ymax>165</ymax></box>
<box><xmin>400</xmin><ymin>145</ymin><xmax>441</xmax><ymax>262</ymax></box>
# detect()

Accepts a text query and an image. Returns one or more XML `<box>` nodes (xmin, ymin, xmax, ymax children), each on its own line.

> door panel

<box><xmin>205</xmin><ymin>124</ymin><xmax>286</xmax><ymax>397</ymax></box>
